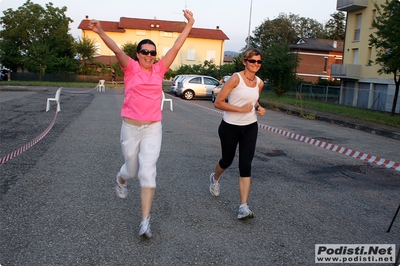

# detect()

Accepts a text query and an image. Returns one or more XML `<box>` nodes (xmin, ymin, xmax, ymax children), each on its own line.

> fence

<box><xmin>286</xmin><ymin>84</ymin><xmax>341</xmax><ymax>104</ymax></box>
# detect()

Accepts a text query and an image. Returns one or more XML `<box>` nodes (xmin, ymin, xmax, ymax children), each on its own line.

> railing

<box><xmin>336</xmin><ymin>0</ymin><xmax>368</xmax><ymax>11</ymax></box>
<box><xmin>330</xmin><ymin>64</ymin><xmax>361</xmax><ymax>79</ymax></box>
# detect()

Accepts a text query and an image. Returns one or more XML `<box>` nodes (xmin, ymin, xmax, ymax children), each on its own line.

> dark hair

<box><xmin>134</xmin><ymin>39</ymin><xmax>157</xmax><ymax>61</ymax></box>
<box><xmin>242</xmin><ymin>48</ymin><xmax>262</xmax><ymax>61</ymax></box>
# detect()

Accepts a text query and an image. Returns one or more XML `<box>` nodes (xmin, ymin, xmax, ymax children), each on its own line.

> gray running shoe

<box><xmin>237</xmin><ymin>204</ymin><xmax>254</xmax><ymax>220</ymax></box>
<box><xmin>115</xmin><ymin>173</ymin><xmax>127</xmax><ymax>199</ymax></box>
<box><xmin>209</xmin><ymin>173</ymin><xmax>220</xmax><ymax>196</ymax></box>
<box><xmin>139</xmin><ymin>216</ymin><xmax>152</xmax><ymax>238</ymax></box>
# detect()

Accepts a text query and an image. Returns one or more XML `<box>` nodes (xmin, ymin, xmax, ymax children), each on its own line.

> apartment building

<box><xmin>290</xmin><ymin>38</ymin><xmax>343</xmax><ymax>83</ymax></box>
<box><xmin>78</xmin><ymin>16</ymin><xmax>229</xmax><ymax>71</ymax></box>
<box><xmin>331</xmin><ymin>0</ymin><xmax>399</xmax><ymax>112</ymax></box>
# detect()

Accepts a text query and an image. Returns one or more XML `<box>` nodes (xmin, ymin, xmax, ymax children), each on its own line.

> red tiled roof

<box><xmin>78</xmin><ymin>17</ymin><xmax>229</xmax><ymax>40</ymax></box>
<box><xmin>78</xmin><ymin>20</ymin><xmax>125</xmax><ymax>33</ymax></box>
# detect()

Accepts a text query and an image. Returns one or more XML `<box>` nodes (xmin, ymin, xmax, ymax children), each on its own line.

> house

<box><xmin>331</xmin><ymin>0</ymin><xmax>399</xmax><ymax>112</ymax></box>
<box><xmin>78</xmin><ymin>16</ymin><xmax>229</xmax><ymax>71</ymax></box>
<box><xmin>290</xmin><ymin>38</ymin><xmax>343</xmax><ymax>83</ymax></box>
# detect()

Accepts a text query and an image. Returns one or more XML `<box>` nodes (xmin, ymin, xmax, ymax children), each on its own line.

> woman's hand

<box><xmin>88</xmin><ymin>20</ymin><xmax>103</xmax><ymax>34</ymax></box>
<box><xmin>256</xmin><ymin>106</ymin><xmax>266</xmax><ymax>116</ymax></box>
<box><xmin>183</xmin><ymin>9</ymin><xmax>195</xmax><ymax>25</ymax></box>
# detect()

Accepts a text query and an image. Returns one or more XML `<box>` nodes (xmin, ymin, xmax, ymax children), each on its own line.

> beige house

<box><xmin>331</xmin><ymin>0</ymin><xmax>399</xmax><ymax>112</ymax></box>
<box><xmin>78</xmin><ymin>16</ymin><xmax>229</xmax><ymax>71</ymax></box>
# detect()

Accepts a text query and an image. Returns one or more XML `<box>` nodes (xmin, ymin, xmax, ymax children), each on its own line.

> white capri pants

<box><xmin>119</xmin><ymin>120</ymin><xmax>162</xmax><ymax>188</ymax></box>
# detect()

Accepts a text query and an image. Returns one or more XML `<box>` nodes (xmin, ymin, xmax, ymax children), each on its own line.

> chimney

<box><xmin>216</xmin><ymin>26</ymin><xmax>220</xmax><ymax>30</ymax></box>
<box><xmin>85</xmin><ymin>15</ymin><xmax>89</xmax><ymax>20</ymax></box>
<box><xmin>333</xmin><ymin>41</ymin><xmax>337</xmax><ymax>48</ymax></box>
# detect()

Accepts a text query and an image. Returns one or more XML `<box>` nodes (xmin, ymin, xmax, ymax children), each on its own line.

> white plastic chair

<box><xmin>161</xmin><ymin>91</ymin><xmax>173</xmax><ymax>111</ymax></box>
<box><xmin>46</xmin><ymin>87</ymin><xmax>62</xmax><ymax>112</ymax></box>
<box><xmin>96</xmin><ymin>80</ymin><xmax>105</xmax><ymax>92</ymax></box>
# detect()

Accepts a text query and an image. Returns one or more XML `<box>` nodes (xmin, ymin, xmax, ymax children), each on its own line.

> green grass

<box><xmin>260</xmin><ymin>91</ymin><xmax>400</xmax><ymax>128</ymax></box>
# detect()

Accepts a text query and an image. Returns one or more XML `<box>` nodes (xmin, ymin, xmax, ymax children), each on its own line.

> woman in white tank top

<box><xmin>209</xmin><ymin>48</ymin><xmax>267</xmax><ymax>220</ymax></box>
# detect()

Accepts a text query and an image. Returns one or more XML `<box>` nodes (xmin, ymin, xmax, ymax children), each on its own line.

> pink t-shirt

<box><xmin>121</xmin><ymin>57</ymin><xmax>169</xmax><ymax>121</ymax></box>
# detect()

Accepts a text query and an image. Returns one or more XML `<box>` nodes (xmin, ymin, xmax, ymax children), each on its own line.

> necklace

<box><xmin>243</xmin><ymin>72</ymin><xmax>255</xmax><ymax>83</ymax></box>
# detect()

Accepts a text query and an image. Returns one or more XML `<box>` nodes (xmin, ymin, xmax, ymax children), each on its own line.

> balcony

<box><xmin>330</xmin><ymin>64</ymin><xmax>361</xmax><ymax>79</ymax></box>
<box><xmin>336</xmin><ymin>0</ymin><xmax>368</xmax><ymax>12</ymax></box>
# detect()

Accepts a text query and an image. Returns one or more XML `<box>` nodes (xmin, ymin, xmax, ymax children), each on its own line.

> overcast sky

<box><xmin>0</xmin><ymin>0</ymin><xmax>339</xmax><ymax>52</ymax></box>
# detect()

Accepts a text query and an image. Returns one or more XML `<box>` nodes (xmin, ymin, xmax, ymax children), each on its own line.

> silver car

<box><xmin>212</xmin><ymin>75</ymin><xmax>231</xmax><ymax>102</ymax></box>
<box><xmin>176</xmin><ymin>75</ymin><xmax>221</xmax><ymax>100</ymax></box>
<box><xmin>169</xmin><ymin>75</ymin><xmax>187</xmax><ymax>95</ymax></box>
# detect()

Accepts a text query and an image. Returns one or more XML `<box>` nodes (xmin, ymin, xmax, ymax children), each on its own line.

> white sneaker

<box><xmin>209</xmin><ymin>173</ymin><xmax>220</xmax><ymax>197</ymax></box>
<box><xmin>139</xmin><ymin>216</ymin><xmax>152</xmax><ymax>238</ymax></box>
<box><xmin>115</xmin><ymin>173</ymin><xmax>127</xmax><ymax>199</ymax></box>
<box><xmin>237</xmin><ymin>203</ymin><xmax>254</xmax><ymax>220</ymax></box>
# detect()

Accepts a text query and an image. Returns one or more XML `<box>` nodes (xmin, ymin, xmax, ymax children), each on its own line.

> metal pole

<box><xmin>247</xmin><ymin>0</ymin><xmax>253</xmax><ymax>48</ymax></box>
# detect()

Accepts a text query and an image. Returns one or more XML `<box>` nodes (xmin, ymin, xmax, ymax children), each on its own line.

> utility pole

<box><xmin>247</xmin><ymin>0</ymin><xmax>253</xmax><ymax>48</ymax></box>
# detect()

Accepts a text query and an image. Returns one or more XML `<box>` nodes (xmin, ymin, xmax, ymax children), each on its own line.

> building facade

<box><xmin>78</xmin><ymin>16</ymin><xmax>229</xmax><ymax>71</ymax></box>
<box><xmin>290</xmin><ymin>38</ymin><xmax>343</xmax><ymax>83</ymax></box>
<box><xmin>331</xmin><ymin>0</ymin><xmax>399</xmax><ymax>112</ymax></box>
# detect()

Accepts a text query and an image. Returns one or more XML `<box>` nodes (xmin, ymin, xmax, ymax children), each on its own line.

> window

<box><xmin>162</xmin><ymin>31</ymin><xmax>173</xmax><ymax>37</ymax></box>
<box><xmin>323</xmin><ymin>57</ymin><xmax>328</xmax><ymax>72</ymax></box>
<box><xmin>187</xmin><ymin>49</ymin><xmax>195</xmax><ymax>61</ymax></box>
<box><xmin>206</xmin><ymin>50</ymin><xmax>216</xmax><ymax>62</ymax></box>
<box><xmin>162</xmin><ymin>47</ymin><xmax>170</xmax><ymax>57</ymax></box>
<box><xmin>95</xmin><ymin>43</ymin><xmax>101</xmax><ymax>55</ymax></box>
<box><xmin>371</xmin><ymin>9</ymin><xmax>376</xmax><ymax>28</ymax></box>
<box><xmin>204</xmin><ymin>77</ymin><xmax>218</xmax><ymax>86</ymax></box>
<box><xmin>136</xmin><ymin>30</ymin><xmax>146</xmax><ymax>36</ymax></box>
<box><xmin>367</xmin><ymin>47</ymin><xmax>372</xmax><ymax>65</ymax></box>
<box><xmin>352</xmin><ymin>48</ymin><xmax>359</xmax><ymax>64</ymax></box>
<box><xmin>354</xmin><ymin>14</ymin><xmax>362</xmax><ymax>41</ymax></box>
<box><xmin>189</xmin><ymin>77</ymin><xmax>201</xmax><ymax>84</ymax></box>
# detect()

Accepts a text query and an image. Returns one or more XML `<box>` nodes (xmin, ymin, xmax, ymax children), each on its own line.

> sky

<box><xmin>0</xmin><ymin>0</ymin><xmax>339</xmax><ymax>52</ymax></box>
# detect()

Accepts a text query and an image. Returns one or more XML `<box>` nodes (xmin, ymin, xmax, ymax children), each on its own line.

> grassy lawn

<box><xmin>260</xmin><ymin>91</ymin><xmax>400</xmax><ymax>128</ymax></box>
<box><xmin>1</xmin><ymin>80</ymin><xmax>399</xmax><ymax>128</ymax></box>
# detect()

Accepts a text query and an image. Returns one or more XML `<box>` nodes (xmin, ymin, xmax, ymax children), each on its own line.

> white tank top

<box><xmin>223</xmin><ymin>72</ymin><xmax>260</xmax><ymax>126</ymax></box>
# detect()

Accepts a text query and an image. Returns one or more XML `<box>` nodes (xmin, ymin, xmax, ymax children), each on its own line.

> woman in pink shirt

<box><xmin>89</xmin><ymin>10</ymin><xmax>194</xmax><ymax>238</ymax></box>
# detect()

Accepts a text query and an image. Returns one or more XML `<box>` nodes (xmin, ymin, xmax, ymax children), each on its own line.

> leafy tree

<box><xmin>369</xmin><ymin>0</ymin><xmax>400</xmax><ymax>116</ymax></box>
<box><xmin>323</xmin><ymin>12</ymin><xmax>346</xmax><ymax>40</ymax></box>
<box><xmin>260</xmin><ymin>43</ymin><xmax>299</xmax><ymax>96</ymax></box>
<box><xmin>122</xmin><ymin>42</ymin><xmax>138</xmax><ymax>59</ymax></box>
<box><xmin>75</xmin><ymin>37</ymin><xmax>97</xmax><ymax>61</ymax></box>
<box><xmin>0</xmin><ymin>0</ymin><xmax>75</xmax><ymax>75</ymax></box>
<box><xmin>251</xmin><ymin>13</ymin><xmax>297</xmax><ymax>49</ymax></box>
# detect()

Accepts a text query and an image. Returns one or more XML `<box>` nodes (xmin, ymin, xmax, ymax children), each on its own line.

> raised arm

<box><xmin>163</xmin><ymin>10</ymin><xmax>195</xmax><ymax>69</ymax></box>
<box><xmin>88</xmin><ymin>20</ymin><xmax>130</xmax><ymax>68</ymax></box>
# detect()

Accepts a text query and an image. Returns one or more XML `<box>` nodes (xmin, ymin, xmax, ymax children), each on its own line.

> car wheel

<box><xmin>211</xmin><ymin>92</ymin><xmax>216</xmax><ymax>102</ymax></box>
<box><xmin>183</xmin><ymin>90</ymin><xmax>194</xmax><ymax>100</ymax></box>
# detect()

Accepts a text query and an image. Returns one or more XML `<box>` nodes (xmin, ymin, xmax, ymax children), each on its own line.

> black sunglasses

<box><xmin>246</xmin><ymin>59</ymin><xmax>262</xmax><ymax>64</ymax></box>
<box><xmin>139</xmin><ymin>49</ymin><xmax>157</xmax><ymax>56</ymax></box>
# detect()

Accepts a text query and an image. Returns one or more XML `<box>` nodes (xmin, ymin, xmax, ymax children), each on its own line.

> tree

<box><xmin>0</xmin><ymin>0</ymin><xmax>76</xmax><ymax>75</ymax></box>
<box><xmin>122</xmin><ymin>42</ymin><xmax>138</xmax><ymax>59</ymax></box>
<box><xmin>260</xmin><ymin>43</ymin><xmax>299</xmax><ymax>96</ymax></box>
<box><xmin>324</xmin><ymin>12</ymin><xmax>346</xmax><ymax>41</ymax></box>
<box><xmin>250</xmin><ymin>13</ymin><xmax>325</xmax><ymax>49</ymax></box>
<box><xmin>75</xmin><ymin>37</ymin><xmax>97</xmax><ymax>61</ymax></box>
<box><xmin>369</xmin><ymin>0</ymin><xmax>400</xmax><ymax>116</ymax></box>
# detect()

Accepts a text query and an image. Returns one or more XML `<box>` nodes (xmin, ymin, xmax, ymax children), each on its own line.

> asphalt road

<box><xmin>1</xmin><ymin>88</ymin><xmax>399</xmax><ymax>265</ymax></box>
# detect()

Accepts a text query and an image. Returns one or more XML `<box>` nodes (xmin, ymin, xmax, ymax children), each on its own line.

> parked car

<box><xmin>176</xmin><ymin>75</ymin><xmax>220</xmax><ymax>100</ymax></box>
<box><xmin>1</xmin><ymin>68</ymin><xmax>9</xmax><ymax>81</ymax></box>
<box><xmin>211</xmin><ymin>75</ymin><xmax>231</xmax><ymax>102</ymax></box>
<box><xmin>169</xmin><ymin>75</ymin><xmax>187</xmax><ymax>95</ymax></box>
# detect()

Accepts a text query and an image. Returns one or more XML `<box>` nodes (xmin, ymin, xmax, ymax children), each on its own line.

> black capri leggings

<box><xmin>218</xmin><ymin>120</ymin><xmax>258</xmax><ymax>177</ymax></box>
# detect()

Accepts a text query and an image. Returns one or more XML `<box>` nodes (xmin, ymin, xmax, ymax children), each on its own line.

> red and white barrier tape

<box><xmin>195</xmin><ymin>103</ymin><xmax>400</xmax><ymax>172</ymax></box>
<box><xmin>0</xmin><ymin>110</ymin><xmax>58</xmax><ymax>165</ymax></box>
<box><xmin>0</xmin><ymin>87</ymin><xmax>101</xmax><ymax>165</ymax></box>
